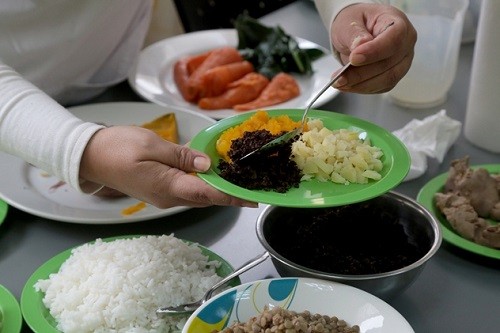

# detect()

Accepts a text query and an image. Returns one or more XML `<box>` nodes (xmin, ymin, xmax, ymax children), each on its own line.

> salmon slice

<box><xmin>187</xmin><ymin>47</ymin><xmax>243</xmax><ymax>101</ymax></box>
<box><xmin>173</xmin><ymin>57</ymin><xmax>194</xmax><ymax>101</ymax></box>
<box><xmin>199</xmin><ymin>61</ymin><xmax>254</xmax><ymax>98</ymax></box>
<box><xmin>233</xmin><ymin>72</ymin><xmax>300</xmax><ymax>111</ymax></box>
<box><xmin>173</xmin><ymin>51</ymin><xmax>213</xmax><ymax>102</ymax></box>
<box><xmin>185</xmin><ymin>51</ymin><xmax>212</xmax><ymax>75</ymax></box>
<box><xmin>198</xmin><ymin>72</ymin><xmax>269</xmax><ymax>110</ymax></box>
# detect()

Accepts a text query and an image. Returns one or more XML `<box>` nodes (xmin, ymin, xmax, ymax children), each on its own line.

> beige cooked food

<box><xmin>292</xmin><ymin>119</ymin><xmax>383</xmax><ymax>184</ymax></box>
<box><xmin>215</xmin><ymin>306</ymin><xmax>360</xmax><ymax>333</ymax></box>
<box><xmin>434</xmin><ymin>156</ymin><xmax>500</xmax><ymax>248</ymax></box>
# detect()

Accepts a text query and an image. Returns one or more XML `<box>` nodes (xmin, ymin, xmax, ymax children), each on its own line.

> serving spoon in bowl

<box><xmin>236</xmin><ymin>61</ymin><xmax>352</xmax><ymax>162</ymax></box>
<box><xmin>156</xmin><ymin>251</ymin><xmax>270</xmax><ymax>315</ymax></box>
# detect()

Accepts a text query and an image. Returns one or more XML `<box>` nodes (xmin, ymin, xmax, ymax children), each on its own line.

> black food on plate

<box><xmin>218</xmin><ymin>129</ymin><xmax>302</xmax><ymax>193</ymax></box>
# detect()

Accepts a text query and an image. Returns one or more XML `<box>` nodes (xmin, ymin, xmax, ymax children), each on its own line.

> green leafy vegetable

<box><xmin>234</xmin><ymin>14</ymin><xmax>325</xmax><ymax>79</ymax></box>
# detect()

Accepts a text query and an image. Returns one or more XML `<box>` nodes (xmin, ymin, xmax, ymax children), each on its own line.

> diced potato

<box><xmin>362</xmin><ymin>170</ymin><xmax>382</xmax><ymax>180</ymax></box>
<box><xmin>330</xmin><ymin>172</ymin><xmax>347</xmax><ymax>184</ymax></box>
<box><xmin>291</xmin><ymin>119</ymin><xmax>384</xmax><ymax>185</ymax></box>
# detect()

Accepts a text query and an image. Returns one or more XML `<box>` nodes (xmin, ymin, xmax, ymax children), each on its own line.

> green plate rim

<box><xmin>416</xmin><ymin>164</ymin><xmax>500</xmax><ymax>260</ymax></box>
<box><xmin>20</xmin><ymin>235</ymin><xmax>239</xmax><ymax>333</ymax></box>
<box><xmin>0</xmin><ymin>284</ymin><xmax>22</xmax><ymax>333</ymax></box>
<box><xmin>0</xmin><ymin>199</ymin><xmax>8</xmax><ymax>227</ymax></box>
<box><xmin>190</xmin><ymin>108</ymin><xmax>410</xmax><ymax>207</ymax></box>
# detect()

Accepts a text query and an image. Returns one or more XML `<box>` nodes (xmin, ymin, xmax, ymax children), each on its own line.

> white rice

<box><xmin>34</xmin><ymin>234</ymin><xmax>223</xmax><ymax>333</ymax></box>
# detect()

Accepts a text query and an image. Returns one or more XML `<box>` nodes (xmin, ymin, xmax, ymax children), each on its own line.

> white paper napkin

<box><xmin>392</xmin><ymin>110</ymin><xmax>462</xmax><ymax>181</ymax></box>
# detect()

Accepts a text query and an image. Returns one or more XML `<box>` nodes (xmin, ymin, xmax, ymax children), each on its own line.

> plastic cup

<box><xmin>388</xmin><ymin>0</ymin><xmax>469</xmax><ymax>108</ymax></box>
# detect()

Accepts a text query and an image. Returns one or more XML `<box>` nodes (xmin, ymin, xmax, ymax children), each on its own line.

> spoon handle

<box><xmin>205</xmin><ymin>251</ymin><xmax>270</xmax><ymax>299</ymax></box>
<box><xmin>301</xmin><ymin>61</ymin><xmax>351</xmax><ymax>124</ymax></box>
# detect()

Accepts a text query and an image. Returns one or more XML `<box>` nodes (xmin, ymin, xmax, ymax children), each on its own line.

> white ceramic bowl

<box><xmin>182</xmin><ymin>277</ymin><xmax>415</xmax><ymax>333</ymax></box>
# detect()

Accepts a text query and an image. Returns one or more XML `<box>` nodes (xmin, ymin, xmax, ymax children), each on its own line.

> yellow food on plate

<box><xmin>121</xmin><ymin>201</ymin><xmax>147</xmax><ymax>216</ymax></box>
<box><xmin>140</xmin><ymin>113</ymin><xmax>179</xmax><ymax>143</ymax></box>
<box><xmin>216</xmin><ymin>110</ymin><xmax>302</xmax><ymax>161</ymax></box>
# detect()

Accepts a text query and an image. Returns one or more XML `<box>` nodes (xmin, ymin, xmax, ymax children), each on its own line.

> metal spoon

<box><xmin>237</xmin><ymin>62</ymin><xmax>352</xmax><ymax>162</ymax></box>
<box><xmin>156</xmin><ymin>251</ymin><xmax>270</xmax><ymax>315</ymax></box>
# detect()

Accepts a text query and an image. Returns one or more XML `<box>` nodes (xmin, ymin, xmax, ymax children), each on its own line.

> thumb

<box><xmin>154</xmin><ymin>140</ymin><xmax>211</xmax><ymax>173</ymax></box>
<box><xmin>332</xmin><ymin>12</ymin><xmax>374</xmax><ymax>64</ymax></box>
<box><xmin>347</xmin><ymin>22</ymin><xmax>374</xmax><ymax>51</ymax></box>
<box><xmin>158</xmin><ymin>142</ymin><xmax>212</xmax><ymax>173</ymax></box>
<box><xmin>333</xmin><ymin>20</ymin><xmax>374</xmax><ymax>53</ymax></box>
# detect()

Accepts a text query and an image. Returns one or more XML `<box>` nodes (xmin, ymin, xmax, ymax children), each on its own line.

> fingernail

<box><xmin>350</xmin><ymin>53</ymin><xmax>366</xmax><ymax>65</ymax></box>
<box><xmin>333</xmin><ymin>76</ymin><xmax>348</xmax><ymax>88</ymax></box>
<box><xmin>194</xmin><ymin>156</ymin><xmax>210</xmax><ymax>172</ymax></box>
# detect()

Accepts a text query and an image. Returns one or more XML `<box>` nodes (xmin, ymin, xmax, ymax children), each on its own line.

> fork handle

<box><xmin>204</xmin><ymin>251</ymin><xmax>270</xmax><ymax>300</ymax></box>
<box><xmin>301</xmin><ymin>62</ymin><xmax>352</xmax><ymax>124</ymax></box>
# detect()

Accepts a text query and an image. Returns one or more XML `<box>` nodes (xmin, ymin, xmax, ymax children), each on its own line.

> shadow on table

<box><xmin>49</xmin><ymin>205</ymin><xmax>242</xmax><ymax>247</ymax></box>
<box><xmin>440</xmin><ymin>242</ymin><xmax>500</xmax><ymax>270</ymax></box>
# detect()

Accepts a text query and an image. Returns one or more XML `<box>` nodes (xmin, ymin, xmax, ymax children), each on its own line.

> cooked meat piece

<box><xmin>435</xmin><ymin>192</ymin><xmax>500</xmax><ymax>248</ymax></box>
<box><xmin>435</xmin><ymin>156</ymin><xmax>500</xmax><ymax>248</ymax></box>
<box><xmin>444</xmin><ymin>156</ymin><xmax>469</xmax><ymax>192</ymax></box>
<box><xmin>491</xmin><ymin>202</ymin><xmax>500</xmax><ymax>221</ymax></box>
<box><xmin>476</xmin><ymin>225</ymin><xmax>500</xmax><ymax>249</ymax></box>
<box><xmin>444</xmin><ymin>156</ymin><xmax>499</xmax><ymax>218</ymax></box>
<box><xmin>435</xmin><ymin>192</ymin><xmax>486</xmax><ymax>241</ymax></box>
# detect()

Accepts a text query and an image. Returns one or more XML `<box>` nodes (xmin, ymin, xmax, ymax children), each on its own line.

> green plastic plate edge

<box><xmin>190</xmin><ymin>109</ymin><xmax>410</xmax><ymax>207</ymax></box>
<box><xmin>0</xmin><ymin>199</ymin><xmax>8</xmax><ymax>227</ymax></box>
<box><xmin>417</xmin><ymin>164</ymin><xmax>500</xmax><ymax>260</ymax></box>
<box><xmin>0</xmin><ymin>284</ymin><xmax>22</xmax><ymax>333</ymax></box>
<box><xmin>20</xmin><ymin>235</ymin><xmax>239</xmax><ymax>333</ymax></box>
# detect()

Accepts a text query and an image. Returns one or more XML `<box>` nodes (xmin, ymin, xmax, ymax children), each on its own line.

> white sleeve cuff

<box><xmin>0</xmin><ymin>63</ymin><xmax>105</xmax><ymax>194</ymax></box>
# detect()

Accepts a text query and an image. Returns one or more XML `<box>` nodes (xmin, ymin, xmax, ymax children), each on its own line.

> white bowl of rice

<box><xmin>21</xmin><ymin>234</ymin><xmax>238</xmax><ymax>333</ymax></box>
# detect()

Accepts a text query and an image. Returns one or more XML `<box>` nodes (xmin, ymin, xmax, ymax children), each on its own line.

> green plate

<box><xmin>190</xmin><ymin>109</ymin><xmax>410</xmax><ymax>207</ymax></box>
<box><xmin>0</xmin><ymin>285</ymin><xmax>22</xmax><ymax>333</ymax></box>
<box><xmin>0</xmin><ymin>199</ymin><xmax>8</xmax><ymax>227</ymax></box>
<box><xmin>417</xmin><ymin>164</ymin><xmax>500</xmax><ymax>260</ymax></box>
<box><xmin>20</xmin><ymin>235</ymin><xmax>239</xmax><ymax>333</ymax></box>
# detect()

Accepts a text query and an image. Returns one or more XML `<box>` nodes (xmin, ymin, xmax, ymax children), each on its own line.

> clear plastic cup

<box><xmin>388</xmin><ymin>0</ymin><xmax>469</xmax><ymax>108</ymax></box>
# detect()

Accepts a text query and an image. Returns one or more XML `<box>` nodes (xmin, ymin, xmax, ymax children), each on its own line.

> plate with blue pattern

<box><xmin>182</xmin><ymin>277</ymin><xmax>414</xmax><ymax>333</ymax></box>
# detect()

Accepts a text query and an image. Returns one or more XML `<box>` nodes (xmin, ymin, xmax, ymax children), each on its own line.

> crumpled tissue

<box><xmin>392</xmin><ymin>110</ymin><xmax>462</xmax><ymax>181</ymax></box>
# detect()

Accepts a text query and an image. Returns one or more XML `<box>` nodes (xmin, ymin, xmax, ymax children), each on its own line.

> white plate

<box><xmin>0</xmin><ymin>102</ymin><xmax>216</xmax><ymax>224</ymax></box>
<box><xmin>183</xmin><ymin>278</ymin><xmax>415</xmax><ymax>333</ymax></box>
<box><xmin>128</xmin><ymin>29</ymin><xmax>341</xmax><ymax>119</ymax></box>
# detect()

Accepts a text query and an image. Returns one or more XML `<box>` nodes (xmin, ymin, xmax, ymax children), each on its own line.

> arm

<box><xmin>79</xmin><ymin>126</ymin><xmax>257</xmax><ymax>208</ymax></box>
<box><xmin>0</xmin><ymin>63</ymin><xmax>104</xmax><ymax>193</ymax></box>
<box><xmin>313</xmin><ymin>0</ymin><xmax>416</xmax><ymax>94</ymax></box>
<box><xmin>0</xmin><ymin>62</ymin><xmax>256</xmax><ymax>208</ymax></box>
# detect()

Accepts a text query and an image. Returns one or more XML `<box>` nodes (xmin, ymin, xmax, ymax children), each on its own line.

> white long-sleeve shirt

<box><xmin>0</xmin><ymin>0</ymin><xmax>153</xmax><ymax>192</ymax></box>
<box><xmin>0</xmin><ymin>0</ymin><xmax>380</xmax><ymax>194</ymax></box>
